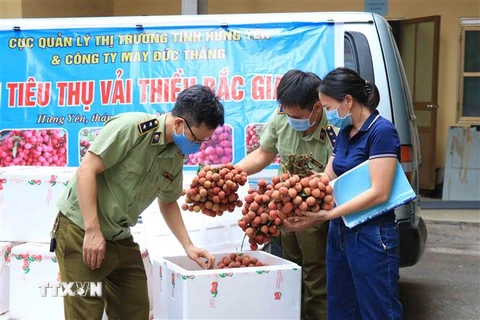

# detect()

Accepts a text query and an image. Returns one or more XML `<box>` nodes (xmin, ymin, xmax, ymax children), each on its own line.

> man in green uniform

<box><xmin>52</xmin><ymin>85</ymin><xmax>224</xmax><ymax>320</ymax></box>
<box><xmin>237</xmin><ymin>70</ymin><xmax>334</xmax><ymax>320</ymax></box>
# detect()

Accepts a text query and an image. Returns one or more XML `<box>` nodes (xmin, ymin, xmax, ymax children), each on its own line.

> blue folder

<box><xmin>331</xmin><ymin>160</ymin><xmax>417</xmax><ymax>228</ymax></box>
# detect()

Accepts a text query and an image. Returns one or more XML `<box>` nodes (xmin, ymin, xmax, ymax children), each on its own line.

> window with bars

<box><xmin>458</xmin><ymin>19</ymin><xmax>480</xmax><ymax>122</ymax></box>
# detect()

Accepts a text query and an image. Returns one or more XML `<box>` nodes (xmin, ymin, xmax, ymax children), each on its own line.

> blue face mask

<box><xmin>173</xmin><ymin>127</ymin><xmax>202</xmax><ymax>155</ymax></box>
<box><xmin>326</xmin><ymin>101</ymin><xmax>352</xmax><ymax>128</ymax></box>
<box><xmin>285</xmin><ymin>108</ymin><xmax>316</xmax><ymax>132</ymax></box>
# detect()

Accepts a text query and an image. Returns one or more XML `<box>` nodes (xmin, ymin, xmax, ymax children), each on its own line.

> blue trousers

<box><xmin>327</xmin><ymin>217</ymin><xmax>403</xmax><ymax>320</ymax></box>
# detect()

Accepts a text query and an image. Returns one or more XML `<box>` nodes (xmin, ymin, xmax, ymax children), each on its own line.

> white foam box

<box><xmin>152</xmin><ymin>250</ymin><xmax>301</xmax><ymax>320</ymax></box>
<box><xmin>9</xmin><ymin>242</ymin><xmax>64</xmax><ymax>320</ymax></box>
<box><xmin>142</xmin><ymin>171</ymin><xmax>250</xmax><ymax>259</ymax></box>
<box><xmin>0</xmin><ymin>166</ymin><xmax>77</xmax><ymax>243</ymax></box>
<box><xmin>1</xmin><ymin>242</ymin><xmax>21</xmax><ymax>315</ymax></box>
<box><xmin>9</xmin><ymin>240</ymin><xmax>153</xmax><ymax>320</ymax></box>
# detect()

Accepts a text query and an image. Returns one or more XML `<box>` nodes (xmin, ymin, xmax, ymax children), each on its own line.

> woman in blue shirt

<box><xmin>299</xmin><ymin>67</ymin><xmax>403</xmax><ymax>320</ymax></box>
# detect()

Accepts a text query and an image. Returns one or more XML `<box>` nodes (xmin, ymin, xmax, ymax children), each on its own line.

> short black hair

<box><xmin>318</xmin><ymin>67</ymin><xmax>380</xmax><ymax>111</ymax></box>
<box><xmin>276</xmin><ymin>70</ymin><xmax>322</xmax><ymax>110</ymax></box>
<box><xmin>172</xmin><ymin>85</ymin><xmax>224</xmax><ymax>129</ymax></box>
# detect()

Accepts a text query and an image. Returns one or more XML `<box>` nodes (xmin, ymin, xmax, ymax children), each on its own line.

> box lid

<box><xmin>157</xmin><ymin>250</ymin><xmax>300</xmax><ymax>275</ymax></box>
<box><xmin>10</xmin><ymin>242</ymin><xmax>56</xmax><ymax>258</ymax></box>
<box><xmin>0</xmin><ymin>166</ymin><xmax>76</xmax><ymax>186</ymax></box>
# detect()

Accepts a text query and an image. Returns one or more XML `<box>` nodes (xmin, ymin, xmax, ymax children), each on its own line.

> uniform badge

<box><xmin>319</xmin><ymin>128</ymin><xmax>326</xmax><ymax>143</ymax></box>
<box><xmin>151</xmin><ymin>132</ymin><xmax>161</xmax><ymax>145</ymax></box>
<box><xmin>137</xmin><ymin>119</ymin><xmax>159</xmax><ymax>136</ymax></box>
<box><xmin>163</xmin><ymin>171</ymin><xmax>174</xmax><ymax>182</ymax></box>
<box><xmin>309</xmin><ymin>156</ymin><xmax>324</xmax><ymax>170</ymax></box>
<box><xmin>326</xmin><ymin>125</ymin><xmax>337</xmax><ymax>148</ymax></box>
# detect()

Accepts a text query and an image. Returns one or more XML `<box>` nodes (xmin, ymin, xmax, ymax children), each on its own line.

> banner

<box><xmin>0</xmin><ymin>20</ymin><xmax>337</xmax><ymax>169</ymax></box>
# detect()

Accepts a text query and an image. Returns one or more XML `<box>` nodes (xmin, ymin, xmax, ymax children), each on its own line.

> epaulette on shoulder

<box><xmin>325</xmin><ymin>125</ymin><xmax>337</xmax><ymax>148</ymax></box>
<box><xmin>137</xmin><ymin>118</ymin><xmax>159</xmax><ymax>136</ymax></box>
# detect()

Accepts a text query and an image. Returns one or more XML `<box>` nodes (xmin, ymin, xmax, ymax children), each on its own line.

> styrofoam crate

<box><xmin>9</xmin><ymin>242</ymin><xmax>64</xmax><ymax>320</ymax></box>
<box><xmin>152</xmin><ymin>250</ymin><xmax>301</xmax><ymax>319</ymax></box>
<box><xmin>0</xmin><ymin>166</ymin><xmax>77</xmax><ymax>243</ymax></box>
<box><xmin>0</xmin><ymin>242</ymin><xmax>22</xmax><ymax>315</ymax></box>
<box><xmin>9</xmin><ymin>235</ymin><xmax>154</xmax><ymax>320</ymax></box>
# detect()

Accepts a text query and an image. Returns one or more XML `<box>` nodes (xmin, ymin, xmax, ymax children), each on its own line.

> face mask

<box><xmin>326</xmin><ymin>101</ymin><xmax>352</xmax><ymax>128</ymax></box>
<box><xmin>173</xmin><ymin>126</ymin><xmax>202</xmax><ymax>155</ymax></box>
<box><xmin>286</xmin><ymin>108</ymin><xmax>316</xmax><ymax>132</ymax></box>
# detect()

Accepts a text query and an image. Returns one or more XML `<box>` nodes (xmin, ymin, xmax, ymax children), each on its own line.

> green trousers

<box><xmin>55</xmin><ymin>213</ymin><xmax>149</xmax><ymax>320</ymax></box>
<box><xmin>282</xmin><ymin>222</ymin><xmax>329</xmax><ymax>320</ymax></box>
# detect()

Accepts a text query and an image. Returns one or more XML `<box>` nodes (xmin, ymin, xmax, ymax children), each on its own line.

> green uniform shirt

<box><xmin>260</xmin><ymin>107</ymin><xmax>333</xmax><ymax>174</ymax></box>
<box><xmin>57</xmin><ymin>112</ymin><xmax>184</xmax><ymax>241</ymax></box>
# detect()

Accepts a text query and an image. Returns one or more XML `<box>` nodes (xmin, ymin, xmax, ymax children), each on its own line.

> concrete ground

<box><xmin>400</xmin><ymin>207</ymin><xmax>480</xmax><ymax>320</ymax></box>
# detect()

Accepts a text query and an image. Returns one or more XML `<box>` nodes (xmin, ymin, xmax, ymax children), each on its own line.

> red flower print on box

<box><xmin>210</xmin><ymin>281</ymin><xmax>218</xmax><ymax>298</ymax></box>
<box><xmin>27</xmin><ymin>179</ymin><xmax>42</xmax><ymax>185</ymax></box>
<box><xmin>3</xmin><ymin>245</ymin><xmax>13</xmax><ymax>263</ymax></box>
<box><xmin>14</xmin><ymin>253</ymin><xmax>50</xmax><ymax>274</ymax></box>
<box><xmin>49</xmin><ymin>175</ymin><xmax>57</xmax><ymax>186</ymax></box>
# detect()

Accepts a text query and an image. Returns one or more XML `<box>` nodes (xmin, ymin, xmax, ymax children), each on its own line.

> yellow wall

<box><xmin>21</xmin><ymin>0</ymin><xmax>113</xmax><ymax>18</ymax></box>
<box><xmin>0</xmin><ymin>0</ymin><xmax>22</xmax><ymax>18</ymax></box>
<box><xmin>113</xmin><ymin>0</ymin><xmax>180</xmax><ymax>16</ymax></box>
<box><xmin>1</xmin><ymin>0</ymin><xmax>479</xmax><ymax>168</ymax></box>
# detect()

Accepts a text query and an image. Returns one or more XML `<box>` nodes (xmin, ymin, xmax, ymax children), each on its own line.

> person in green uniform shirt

<box><xmin>237</xmin><ymin>69</ymin><xmax>333</xmax><ymax>320</ymax></box>
<box><xmin>52</xmin><ymin>85</ymin><xmax>224</xmax><ymax>320</ymax></box>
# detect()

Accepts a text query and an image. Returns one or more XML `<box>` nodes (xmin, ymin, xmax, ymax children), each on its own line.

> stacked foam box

<box><xmin>9</xmin><ymin>243</ymin><xmax>64</xmax><ymax>320</ymax></box>
<box><xmin>0</xmin><ymin>166</ymin><xmax>76</xmax><ymax>318</ymax></box>
<box><xmin>0</xmin><ymin>242</ymin><xmax>18</xmax><ymax>315</ymax></box>
<box><xmin>0</xmin><ymin>166</ymin><xmax>155</xmax><ymax>318</ymax></box>
<box><xmin>152</xmin><ymin>250</ymin><xmax>302</xmax><ymax>319</ymax></box>
<box><xmin>0</xmin><ymin>166</ymin><xmax>77</xmax><ymax>243</ymax></box>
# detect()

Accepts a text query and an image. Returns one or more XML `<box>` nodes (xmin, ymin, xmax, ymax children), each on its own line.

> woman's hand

<box><xmin>282</xmin><ymin>216</ymin><xmax>318</xmax><ymax>233</ymax></box>
<box><xmin>298</xmin><ymin>209</ymin><xmax>332</xmax><ymax>222</ymax></box>
<box><xmin>307</xmin><ymin>170</ymin><xmax>331</xmax><ymax>182</ymax></box>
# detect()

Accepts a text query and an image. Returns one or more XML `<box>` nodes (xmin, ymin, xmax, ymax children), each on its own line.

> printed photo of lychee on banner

<box><xmin>78</xmin><ymin>127</ymin><xmax>101</xmax><ymax>163</ymax></box>
<box><xmin>184</xmin><ymin>125</ymin><xmax>233</xmax><ymax>165</ymax></box>
<box><xmin>0</xmin><ymin>129</ymin><xmax>68</xmax><ymax>167</ymax></box>
<box><xmin>245</xmin><ymin>123</ymin><xmax>281</xmax><ymax>164</ymax></box>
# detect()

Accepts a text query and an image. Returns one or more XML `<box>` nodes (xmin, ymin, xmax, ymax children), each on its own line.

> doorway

<box><xmin>388</xmin><ymin>17</ymin><xmax>441</xmax><ymax>198</ymax></box>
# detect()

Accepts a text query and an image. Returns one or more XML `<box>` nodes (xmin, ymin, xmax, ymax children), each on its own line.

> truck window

<box><xmin>344</xmin><ymin>32</ymin><xmax>375</xmax><ymax>82</ymax></box>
